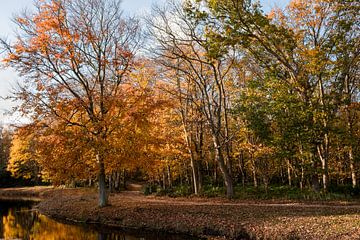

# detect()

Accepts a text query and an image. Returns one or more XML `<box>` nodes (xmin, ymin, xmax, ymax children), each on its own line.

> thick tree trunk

<box><xmin>97</xmin><ymin>153</ymin><xmax>108</xmax><ymax>207</ymax></box>
<box><xmin>213</xmin><ymin>136</ymin><xmax>234</xmax><ymax>198</ymax></box>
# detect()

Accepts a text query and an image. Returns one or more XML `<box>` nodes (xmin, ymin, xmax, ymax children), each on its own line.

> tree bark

<box><xmin>213</xmin><ymin>136</ymin><xmax>234</xmax><ymax>198</ymax></box>
<box><xmin>96</xmin><ymin>153</ymin><xmax>108</xmax><ymax>207</ymax></box>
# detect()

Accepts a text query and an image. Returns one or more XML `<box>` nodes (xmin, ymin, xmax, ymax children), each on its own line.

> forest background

<box><xmin>0</xmin><ymin>0</ymin><xmax>359</xmax><ymax>207</ymax></box>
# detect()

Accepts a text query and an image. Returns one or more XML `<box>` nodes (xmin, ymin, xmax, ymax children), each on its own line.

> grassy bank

<box><xmin>153</xmin><ymin>184</ymin><xmax>360</xmax><ymax>202</ymax></box>
<box><xmin>1</xmin><ymin>187</ymin><xmax>360</xmax><ymax>239</ymax></box>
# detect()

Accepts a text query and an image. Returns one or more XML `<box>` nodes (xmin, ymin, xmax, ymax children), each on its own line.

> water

<box><xmin>0</xmin><ymin>200</ymin><xmax>196</xmax><ymax>240</ymax></box>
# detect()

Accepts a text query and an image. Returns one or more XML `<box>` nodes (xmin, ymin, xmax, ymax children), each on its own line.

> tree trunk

<box><xmin>286</xmin><ymin>159</ymin><xmax>292</xmax><ymax>187</ymax></box>
<box><xmin>213</xmin><ymin>136</ymin><xmax>234</xmax><ymax>198</ymax></box>
<box><xmin>317</xmin><ymin>78</ymin><xmax>329</xmax><ymax>191</ymax></box>
<box><xmin>349</xmin><ymin>148</ymin><xmax>357</xmax><ymax>188</ymax></box>
<box><xmin>115</xmin><ymin>171</ymin><xmax>120</xmax><ymax>190</ymax></box>
<box><xmin>251</xmin><ymin>156</ymin><xmax>258</xmax><ymax>188</ymax></box>
<box><xmin>238</xmin><ymin>151</ymin><xmax>245</xmax><ymax>187</ymax></box>
<box><xmin>96</xmin><ymin>153</ymin><xmax>108</xmax><ymax>207</ymax></box>
<box><xmin>122</xmin><ymin>169</ymin><xmax>126</xmax><ymax>189</ymax></box>
<box><xmin>312</xmin><ymin>174</ymin><xmax>320</xmax><ymax>193</ymax></box>
<box><xmin>263</xmin><ymin>176</ymin><xmax>268</xmax><ymax>193</ymax></box>
<box><xmin>300</xmin><ymin>164</ymin><xmax>304</xmax><ymax>190</ymax></box>
<box><xmin>190</xmin><ymin>157</ymin><xmax>199</xmax><ymax>194</ymax></box>
<box><xmin>162</xmin><ymin>170</ymin><xmax>167</xmax><ymax>189</ymax></box>
<box><xmin>317</xmin><ymin>143</ymin><xmax>329</xmax><ymax>191</ymax></box>
<box><xmin>344</xmin><ymin>74</ymin><xmax>357</xmax><ymax>188</ymax></box>
<box><xmin>167</xmin><ymin>164</ymin><xmax>172</xmax><ymax>188</ymax></box>
<box><xmin>108</xmin><ymin>174</ymin><xmax>112</xmax><ymax>192</ymax></box>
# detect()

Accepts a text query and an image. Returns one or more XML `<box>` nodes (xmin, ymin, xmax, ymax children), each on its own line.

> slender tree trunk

<box><xmin>286</xmin><ymin>159</ymin><xmax>292</xmax><ymax>187</ymax></box>
<box><xmin>317</xmin><ymin>143</ymin><xmax>329</xmax><ymax>191</ymax></box>
<box><xmin>183</xmin><ymin>127</ymin><xmax>199</xmax><ymax>194</ymax></box>
<box><xmin>251</xmin><ymin>155</ymin><xmax>257</xmax><ymax>188</ymax></box>
<box><xmin>190</xmin><ymin>157</ymin><xmax>199</xmax><ymax>194</ymax></box>
<box><xmin>300</xmin><ymin>163</ymin><xmax>305</xmax><ymax>190</ymax></box>
<box><xmin>238</xmin><ymin>151</ymin><xmax>245</xmax><ymax>187</ymax></box>
<box><xmin>176</xmin><ymin>71</ymin><xmax>199</xmax><ymax>195</ymax></box>
<box><xmin>317</xmin><ymin>78</ymin><xmax>329</xmax><ymax>191</ymax></box>
<box><xmin>167</xmin><ymin>164</ymin><xmax>172</xmax><ymax>188</ymax></box>
<box><xmin>263</xmin><ymin>176</ymin><xmax>268</xmax><ymax>193</ymax></box>
<box><xmin>345</xmin><ymin>75</ymin><xmax>357</xmax><ymax>188</ymax></box>
<box><xmin>349</xmin><ymin>148</ymin><xmax>357</xmax><ymax>188</ymax></box>
<box><xmin>197</xmin><ymin>161</ymin><xmax>203</xmax><ymax>193</ymax></box>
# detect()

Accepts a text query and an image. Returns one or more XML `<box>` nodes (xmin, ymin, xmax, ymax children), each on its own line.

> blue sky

<box><xmin>0</xmin><ymin>0</ymin><xmax>289</xmax><ymax>125</ymax></box>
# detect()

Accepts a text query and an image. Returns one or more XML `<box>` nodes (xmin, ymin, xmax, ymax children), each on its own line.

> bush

<box><xmin>141</xmin><ymin>184</ymin><xmax>159</xmax><ymax>195</ymax></box>
<box><xmin>328</xmin><ymin>184</ymin><xmax>360</xmax><ymax>197</ymax></box>
<box><xmin>171</xmin><ymin>185</ymin><xmax>191</xmax><ymax>197</ymax></box>
<box><xmin>201</xmin><ymin>185</ymin><xmax>225</xmax><ymax>197</ymax></box>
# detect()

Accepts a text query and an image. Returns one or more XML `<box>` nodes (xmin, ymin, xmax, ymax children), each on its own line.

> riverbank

<box><xmin>1</xmin><ymin>187</ymin><xmax>360</xmax><ymax>239</ymax></box>
<box><xmin>0</xmin><ymin>186</ymin><xmax>54</xmax><ymax>201</ymax></box>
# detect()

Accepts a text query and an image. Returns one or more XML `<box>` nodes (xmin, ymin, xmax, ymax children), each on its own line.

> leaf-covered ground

<box><xmin>1</xmin><ymin>187</ymin><xmax>360</xmax><ymax>239</ymax></box>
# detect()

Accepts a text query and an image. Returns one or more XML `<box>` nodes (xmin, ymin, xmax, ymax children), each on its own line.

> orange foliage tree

<box><xmin>1</xmin><ymin>0</ymin><xmax>141</xmax><ymax>207</ymax></box>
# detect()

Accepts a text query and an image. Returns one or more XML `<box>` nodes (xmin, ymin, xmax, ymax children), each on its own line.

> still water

<box><xmin>0</xmin><ymin>200</ymin><xmax>195</xmax><ymax>240</ymax></box>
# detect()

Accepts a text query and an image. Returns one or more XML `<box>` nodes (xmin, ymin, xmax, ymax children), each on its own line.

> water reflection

<box><xmin>0</xmin><ymin>200</ymin><xmax>193</xmax><ymax>240</ymax></box>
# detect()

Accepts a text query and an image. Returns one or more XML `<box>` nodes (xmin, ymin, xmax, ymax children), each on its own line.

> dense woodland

<box><xmin>0</xmin><ymin>0</ymin><xmax>359</xmax><ymax>206</ymax></box>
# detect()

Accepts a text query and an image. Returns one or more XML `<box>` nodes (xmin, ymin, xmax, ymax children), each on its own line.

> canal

<box><xmin>0</xmin><ymin>199</ymin><xmax>197</xmax><ymax>240</ymax></box>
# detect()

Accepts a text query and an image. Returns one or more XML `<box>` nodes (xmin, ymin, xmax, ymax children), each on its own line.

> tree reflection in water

<box><xmin>0</xmin><ymin>200</ymin><xmax>186</xmax><ymax>240</ymax></box>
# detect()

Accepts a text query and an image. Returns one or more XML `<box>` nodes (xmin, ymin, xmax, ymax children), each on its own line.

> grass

<box><xmin>233</xmin><ymin>185</ymin><xmax>357</xmax><ymax>201</ymax></box>
<box><xmin>147</xmin><ymin>183</ymin><xmax>360</xmax><ymax>202</ymax></box>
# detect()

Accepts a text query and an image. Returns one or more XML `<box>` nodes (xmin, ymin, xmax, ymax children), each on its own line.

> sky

<box><xmin>0</xmin><ymin>0</ymin><xmax>289</xmax><ymax>126</ymax></box>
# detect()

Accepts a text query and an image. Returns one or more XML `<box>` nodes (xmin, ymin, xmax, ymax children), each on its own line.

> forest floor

<box><xmin>1</xmin><ymin>187</ymin><xmax>360</xmax><ymax>239</ymax></box>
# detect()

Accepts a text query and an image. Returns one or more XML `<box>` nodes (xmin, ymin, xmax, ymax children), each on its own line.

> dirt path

<box><xmin>1</xmin><ymin>187</ymin><xmax>360</xmax><ymax>239</ymax></box>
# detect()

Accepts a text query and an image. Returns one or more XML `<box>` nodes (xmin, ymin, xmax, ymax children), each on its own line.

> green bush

<box><xmin>201</xmin><ymin>185</ymin><xmax>225</xmax><ymax>197</ymax></box>
<box><xmin>141</xmin><ymin>184</ymin><xmax>159</xmax><ymax>195</ymax></box>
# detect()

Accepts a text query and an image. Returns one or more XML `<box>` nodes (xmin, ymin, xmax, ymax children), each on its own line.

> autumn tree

<box><xmin>148</xmin><ymin>0</ymin><xmax>237</xmax><ymax>198</ymax></box>
<box><xmin>187</xmin><ymin>0</ymin><xmax>360</xmax><ymax>191</ymax></box>
<box><xmin>0</xmin><ymin>126</ymin><xmax>12</xmax><ymax>172</ymax></box>
<box><xmin>1</xmin><ymin>0</ymin><xmax>141</xmax><ymax>206</ymax></box>
<box><xmin>7</xmin><ymin>127</ymin><xmax>40</xmax><ymax>182</ymax></box>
